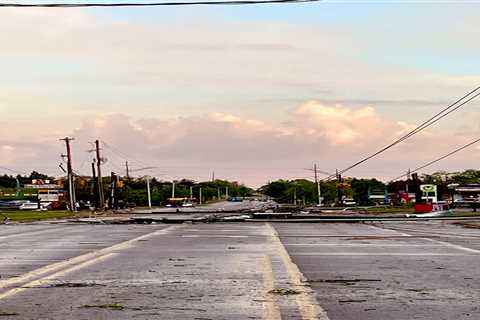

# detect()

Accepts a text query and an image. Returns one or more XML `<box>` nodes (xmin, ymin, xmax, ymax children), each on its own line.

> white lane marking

<box><xmin>0</xmin><ymin>253</ymin><xmax>117</xmax><ymax>300</ymax></box>
<box><xmin>0</xmin><ymin>226</ymin><xmax>79</xmax><ymax>241</ymax></box>
<box><xmin>0</xmin><ymin>225</ymin><xmax>180</xmax><ymax>299</ymax></box>
<box><xmin>266</xmin><ymin>223</ymin><xmax>330</xmax><ymax>320</ymax></box>
<box><xmin>366</xmin><ymin>224</ymin><xmax>412</xmax><ymax>237</ymax></box>
<box><xmin>262</xmin><ymin>254</ymin><xmax>281</xmax><ymax>320</ymax></box>
<box><xmin>181</xmin><ymin>235</ymin><xmax>248</xmax><ymax>238</ymax></box>
<box><xmin>422</xmin><ymin>238</ymin><xmax>480</xmax><ymax>254</ymax></box>
<box><xmin>290</xmin><ymin>252</ymin><xmax>470</xmax><ymax>256</ymax></box>
<box><xmin>370</xmin><ymin>224</ymin><xmax>480</xmax><ymax>254</ymax></box>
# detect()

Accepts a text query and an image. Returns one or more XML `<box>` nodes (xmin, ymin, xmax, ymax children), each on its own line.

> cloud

<box><xmin>1</xmin><ymin>101</ymin><xmax>477</xmax><ymax>187</ymax></box>
<box><xmin>1</xmin><ymin>8</ymin><xmax>479</xmax><ymax>185</ymax></box>
<box><xmin>293</xmin><ymin>102</ymin><xmax>396</xmax><ymax>145</ymax></box>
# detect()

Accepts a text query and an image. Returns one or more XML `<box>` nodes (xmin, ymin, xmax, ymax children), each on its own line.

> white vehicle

<box><xmin>342</xmin><ymin>198</ymin><xmax>357</xmax><ymax>206</ymax></box>
<box><xmin>19</xmin><ymin>202</ymin><xmax>40</xmax><ymax>210</ymax></box>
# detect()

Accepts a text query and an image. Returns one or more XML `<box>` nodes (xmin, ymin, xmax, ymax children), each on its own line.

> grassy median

<box><xmin>0</xmin><ymin>210</ymin><xmax>85</xmax><ymax>222</ymax></box>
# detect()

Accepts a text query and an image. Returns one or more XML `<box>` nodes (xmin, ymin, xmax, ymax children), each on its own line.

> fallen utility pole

<box><xmin>95</xmin><ymin>140</ymin><xmax>105</xmax><ymax>210</ymax></box>
<box><xmin>60</xmin><ymin>137</ymin><xmax>76</xmax><ymax>212</ymax></box>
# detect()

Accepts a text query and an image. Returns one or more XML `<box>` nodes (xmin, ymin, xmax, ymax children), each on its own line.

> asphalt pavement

<box><xmin>0</xmin><ymin>219</ymin><xmax>479</xmax><ymax>319</ymax></box>
<box><xmin>275</xmin><ymin>221</ymin><xmax>480</xmax><ymax>320</ymax></box>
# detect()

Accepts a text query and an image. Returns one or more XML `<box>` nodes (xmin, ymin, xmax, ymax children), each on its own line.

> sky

<box><xmin>0</xmin><ymin>0</ymin><xmax>480</xmax><ymax>187</ymax></box>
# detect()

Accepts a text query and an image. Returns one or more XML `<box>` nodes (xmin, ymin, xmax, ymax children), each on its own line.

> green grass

<box><xmin>0</xmin><ymin>210</ymin><xmax>86</xmax><ymax>222</ymax></box>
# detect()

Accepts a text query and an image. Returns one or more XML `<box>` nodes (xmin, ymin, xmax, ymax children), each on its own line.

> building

<box><xmin>454</xmin><ymin>184</ymin><xmax>480</xmax><ymax>207</ymax></box>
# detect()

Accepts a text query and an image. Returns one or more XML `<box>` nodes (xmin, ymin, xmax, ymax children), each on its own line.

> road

<box><xmin>0</xmin><ymin>220</ymin><xmax>479</xmax><ymax>319</ymax></box>
<box><xmin>133</xmin><ymin>200</ymin><xmax>273</xmax><ymax>214</ymax></box>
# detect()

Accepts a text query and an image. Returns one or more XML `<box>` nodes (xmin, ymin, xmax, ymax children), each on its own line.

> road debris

<box><xmin>0</xmin><ymin>312</ymin><xmax>18</xmax><ymax>317</ymax></box>
<box><xmin>268</xmin><ymin>288</ymin><xmax>301</xmax><ymax>296</ymax></box>
<box><xmin>80</xmin><ymin>303</ymin><xmax>124</xmax><ymax>310</ymax></box>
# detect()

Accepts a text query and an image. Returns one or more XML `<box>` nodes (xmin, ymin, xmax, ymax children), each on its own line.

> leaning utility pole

<box><xmin>60</xmin><ymin>137</ymin><xmax>76</xmax><ymax>212</ymax></box>
<box><xmin>314</xmin><ymin>164</ymin><xmax>321</xmax><ymax>206</ymax></box>
<box><xmin>95</xmin><ymin>140</ymin><xmax>105</xmax><ymax>210</ymax></box>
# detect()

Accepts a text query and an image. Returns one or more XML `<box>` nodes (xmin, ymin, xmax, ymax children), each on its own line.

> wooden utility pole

<box><xmin>109</xmin><ymin>172</ymin><xmax>119</xmax><ymax>210</ymax></box>
<box><xmin>95</xmin><ymin>140</ymin><xmax>105</xmax><ymax>210</ymax></box>
<box><xmin>336</xmin><ymin>169</ymin><xmax>342</xmax><ymax>205</ymax></box>
<box><xmin>406</xmin><ymin>168</ymin><xmax>411</xmax><ymax>194</ymax></box>
<box><xmin>60</xmin><ymin>137</ymin><xmax>76</xmax><ymax>212</ymax></box>
<box><xmin>91</xmin><ymin>160</ymin><xmax>97</xmax><ymax>208</ymax></box>
<box><xmin>125</xmin><ymin>161</ymin><xmax>130</xmax><ymax>180</ymax></box>
<box><xmin>293</xmin><ymin>186</ymin><xmax>297</xmax><ymax>205</ymax></box>
<box><xmin>146</xmin><ymin>176</ymin><xmax>152</xmax><ymax>209</ymax></box>
<box><xmin>314</xmin><ymin>164</ymin><xmax>321</xmax><ymax>206</ymax></box>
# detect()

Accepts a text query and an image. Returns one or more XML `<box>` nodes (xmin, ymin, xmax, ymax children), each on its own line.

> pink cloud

<box><xmin>0</xmin><ymin>102</ymin><xmax>479</xmax><ymax>187</ymax></box>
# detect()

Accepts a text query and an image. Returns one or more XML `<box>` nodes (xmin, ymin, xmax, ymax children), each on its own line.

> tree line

<box><xmin>260</xmin><ymin>169</ymin><xmax>480</xmax><ymax>206</ymax></box>
<box><xmin>0</xmin><ymin>172</ymin><xmax>254</xmax><ymax>206</ymax></box>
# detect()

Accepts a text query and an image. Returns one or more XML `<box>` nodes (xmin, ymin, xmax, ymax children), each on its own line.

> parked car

<box><xmin>342</xmin><ymin>198</ymin><xmax>357</xmax><ymax>206</ymax></box>
<box><xmin>19</xmin><ymin>202</ymin><xmax>40</xmax><ymax>210</ymax></box>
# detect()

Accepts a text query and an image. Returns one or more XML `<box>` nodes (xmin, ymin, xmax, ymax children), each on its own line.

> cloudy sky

<box><xmin>0</xmin><ymin>0</ymin><xmax>479</xmax><ymax>187</ymax></box>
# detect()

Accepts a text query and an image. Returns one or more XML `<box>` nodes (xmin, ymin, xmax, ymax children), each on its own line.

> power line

<box><xmin>0</xmin><ymin>166</ymin><xmax>26</xmax><ymax>175</ymax></box>
<box><xmin>390</xmin><ymin>137</ymin><xmax>480</xmax><ymax>182</ymax></box>
<box><xmin>0</xmin><ymin>0</ymin><xmax>319</xmax><ymax>7</ymax></box>
<box><xmin>303</xmin><ymin>168</ymin><xmax>333</xmax><ymax>176</ymax></box>
<box><xmin>323</xmin><ymin>86</ymin><xmax>480</xmax><ymax>181</ymax></box>
<box><xmin>101</xmin><ymin>140</ymin><xmax>152</xmax><ymax>168</ymax></box>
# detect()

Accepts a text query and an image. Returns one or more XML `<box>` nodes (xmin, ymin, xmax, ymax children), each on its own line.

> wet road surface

<box><xmin>0</xmin><ymin>221</ymin><xmax>478</xmax><ymax>319</ymax></box>
<box><xmin>276</xmin><ymin>222</ymin><xmax>480</xmax><ymax>320</ymax></box>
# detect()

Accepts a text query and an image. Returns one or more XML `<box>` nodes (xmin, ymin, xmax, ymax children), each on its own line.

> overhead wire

<box><xmin>322</xmin><ymin>86</ymin><xmax>480</xmax><ymax>181</ymax></box>
<box><xmin>101</xmin><ymin>140</ymin><xmax>152</xmax><ymax>168</ymax></box>
<box><xmin>389</xmin><ymin>136</ymin><xmax>480</xmax><ymax>182</ymax></box>
<box><xmin>0</xmin><ymin>166</ymin><xmax>27</xmax><ymax>175</ymax></box>
<box><xmin>0</xmin><ymin>0</ymin><xmax>319</xmax><ymax>7</ymax></box>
